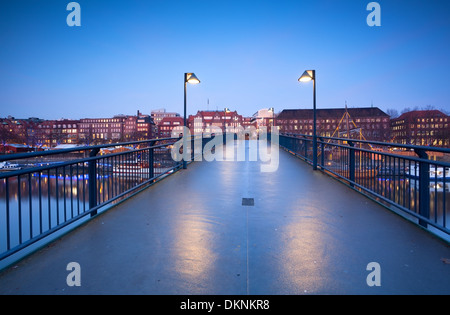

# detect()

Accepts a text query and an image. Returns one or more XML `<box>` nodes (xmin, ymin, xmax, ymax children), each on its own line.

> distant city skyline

<box><xmin>1</xmin><ymin>0</ymin><xmax>450</xmax><ymax>120</ymax></box>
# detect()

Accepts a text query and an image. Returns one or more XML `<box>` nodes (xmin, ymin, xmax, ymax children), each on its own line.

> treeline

<box><xmin>386</xmin><ymin>105</ymin><xmax>450</xmax><ymax>119</ymax></box>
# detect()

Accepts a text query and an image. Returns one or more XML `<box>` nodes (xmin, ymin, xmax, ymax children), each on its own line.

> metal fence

<box><xmin>0</xmin><ymin>137</ymin><xmax>185</xmax><ymax>263</ymax></box>
<box><xmin>280</xmin><ymin>134</ymin><xmax>450</xmax><ymax>239</ymax></box>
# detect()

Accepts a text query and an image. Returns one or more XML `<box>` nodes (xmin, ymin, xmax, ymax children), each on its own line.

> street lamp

<box><xmin>183</xmin><ymin>72</ymin><xmax>200</xmax><ymax>169</ymax></box>
<box><xmin>268</xmin><ymin>107</ymin><xmax>274</xmax><ymax>132</ymax></box>
<box><xmin>223</xmin><ymin>107</ymin><xmax>230</xmax><ymax>145</ymax></box>
<box><xmin>298</xmin><ymin>70</ymin><xmax>318</xmax><ymax>170</ymax></box>
<box><xmin>223</xmin><ymin>107</ymin><xmax>230</xmax><ymax>133</ymax></box>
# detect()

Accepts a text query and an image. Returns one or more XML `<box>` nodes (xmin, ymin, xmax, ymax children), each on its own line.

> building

<box><xmin>1</xmin><ymin>117</ymin><xmax>47</xmax><ymax>149</ymax></box>
<box><xmin>79</xmin><ymin>111</ymin><xmax>156</xmax><ymax>144</ymax></box>
<box><xmin>1</xmin><ymin>111</ymin><xmax>157</xmax><ymax>150</ymax></box>
<box><xmin>188</xmin><ymin>110</ymin><xmax>244</xmax><ymax>134</ymax></box>
<box><xmin>158</xmin><ymin>116</ymin><xmax>184</xmax><ymax>138</ymax></box>
<box><xmin>241</xmin><ymin>116</ymin><xmax>257</xmax><ymax>130</ymax></box>
<box><xmin>0</xmin><ymin>143</ymin><xmax>33</xmax><ymax>154</ymax></box>
<box><xmin>151</xmin><ymin>109</ymin><xmax>180</xmax><ymax>126</ymax></box>
<box><xmin>136</xmin><ymin>113</ymin><xmax>156</xmax><ymax>140</ymax></box>
<box><xmin>251</xmin><ymin>108</ymin><xmax>277</xmax><ymax>131</ymax></box>
<box><xmin>0</xmin><ymin>118</ymin><xmax>28</xmax><ymax>146</ymax></box>
<box><xmin>78</xmin><ymin>116</ymin><xmax>127</xmax><ymax>145</ymax></box>
<box><xmin>391</xmin><ymin>110</ymin><xmax>449</xmax><ymax>147</ymax></box>
<box><xmin>36</xmin><ymin>119</ymin><xmax>79</xmax><ymax>147</ymax></box>
<box><xmin>277</xmin><ymin>107</ymin><xmax>390</xmax><ymax>142</ymax></box>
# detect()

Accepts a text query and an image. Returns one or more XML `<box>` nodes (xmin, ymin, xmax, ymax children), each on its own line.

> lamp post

<box><xmin>183</xmin><ymin>72</ymin><xmax>200</xmax><ymax>169</ymax></box>
<box><xmin>298</xmin><ymin>70</ymin><xmax>317</xmax><ymax>170</ymax></box>
<box><xmin>223</xmin><ymin>107</ymin><xmax>230</xmax><ymax>132</ymax></box>
<box><xmin>268</xmin><ymin>107</ymin><xmax>275</xmax><ymax>132</ymax></box>
<box><xmin>223</xmin><ymin>108</ymin><xmax>230</xmax><ymax>144</ymax></box>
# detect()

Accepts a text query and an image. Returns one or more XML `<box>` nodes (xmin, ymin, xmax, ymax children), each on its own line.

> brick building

<box><xmin>151</xmin><ymin>109</ymin><xmax>180</xmax><ymax>126</ymax></box>
<box><xmin>277</xmin><ymin>107</ymin><xmax>390</xmax><ymax>142</ymax></box>
<box><xmin>78</xmin><ymin>116</ymin><xmax>127</xmax><ymax>145</ymax></box>
<box><xmin>251</xmin><ymin>108</ymin><xmax>277</xmax><ymax>132</ymax></box>
<box><xmin>391</xmin><ymin>110</ymin><xmax>449</xmax><ymax>147</ymax></box>
<box><xmin>158</xmin><ymin>116</ymin><xmax>184</xmax><ymax>138</ymax></box>
<box><xmin>188</xmin><ymin>110</ymin><xmax>244</xmax><ymax>134</ymax></box>
<box><xmin>36</xmin><ymin>119</ymin><xmax>79</xmax><ymax>147</ymax></box>
<box><xmin>1</xmin><ymin>118</ymin><xmax>29</xmax><ymax>146</ymax></box>
<box><xmin>136</xmin><ymin>114</ymin><xmax>156</xmax><ymax>140</ymax></box>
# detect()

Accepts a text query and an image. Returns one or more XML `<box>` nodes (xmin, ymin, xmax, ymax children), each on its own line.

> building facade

<box><xmin>36</xmin><ymin>119</ymin><xmax>79</xmax><ymax>147</ymax></box>
<box><xmin>188</xmin><ymin>110</ymin><xmax>245</xmax><ymax>134</ymax></box>
<box><xmin>277</xmin><ymin>107</ymin><xmax>390</xmax><ymax>142</ymax></box>
<box><xmin>391</xmin><ymin>110</ymin><xmax>449</xmax><ymax>147</ymax></box>
<box><xmin>1</xmin><ymin>111</ymin><xmax>157</xmax><ymax>150</ymax></box>
<box><xmin>78</xmin><ymin>116</ymin><xmax>127</xmax><ymax>145</ymax></box>
<box><xmin>158</xmin><ymin>116</ymin><xmax>184</xmax><ymax>138</ymax></box>
<box><xmin>251</xmin><ymin>108</ymin><xmax>277</xmax><ymax>132</ymax></box>
<box><xmin>151</xmin><ymin>109</ymin><xmax>180</xmax><ymax>126</ymax></box>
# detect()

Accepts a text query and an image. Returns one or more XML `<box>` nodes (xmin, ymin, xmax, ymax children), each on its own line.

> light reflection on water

<box><xmin>0</xmin><ymin>174</ymin><xmax>147</xmax><ymax>255</ymax></box>
<box><xmin>366</xmin><ymin>177</ymin><xmax>449</xmax><ymax>227</ymax></box>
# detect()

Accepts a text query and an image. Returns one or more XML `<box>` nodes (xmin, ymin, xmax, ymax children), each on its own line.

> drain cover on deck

<box><xmin>242</xmin><ymin>198</ymin><xmax>255</xmax><ymax>206</ymax></box>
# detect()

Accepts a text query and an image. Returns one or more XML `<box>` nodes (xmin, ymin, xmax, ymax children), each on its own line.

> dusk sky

<box><xmin>1</xmin><ymin>0</ymin><xmax>449</xmax><ymax>120</ymax></box>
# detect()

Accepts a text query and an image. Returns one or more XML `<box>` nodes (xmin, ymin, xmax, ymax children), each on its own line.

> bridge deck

<box><xmin>0</xmin><ymin>147</ymin><xmax>449</xmax><ymax>294</ymax></box>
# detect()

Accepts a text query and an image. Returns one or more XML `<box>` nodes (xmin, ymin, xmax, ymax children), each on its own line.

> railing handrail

<box><xmin>281</xmin><ymin>133</ymin><xmax>450</xmax><ymax>154</ymax></box>
<box><xmin>281</xmin><ymin>133</ymin><xmax>450</xmax><ymax>167</ymax></box>
<box><xmin>0</xmin><ymin>137</ymin><xmax>180</xmax><ymax>162</ymax></box>
<box><xmin>0</xmin><ymin>141</ymin><xmax>180</xmax><ymax>180</ymax></box>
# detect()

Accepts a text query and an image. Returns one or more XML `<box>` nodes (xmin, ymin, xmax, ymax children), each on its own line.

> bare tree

<box><xmin>440</xmin><ymin>107</ymin><xmax>450</xmax><ymax>115</ymax></box>
<box><xmin>386</xmin><ymin>108</ymin><xmax>399</xmax><ymax>119</ymax></box>
<box><xmin>401</xmin><ymin>107</ymin><xmax>411</xmax><ymax>114</ymax></box>
<box><xmin>422</xmin><ymin>104</ymin><xmax>436</xmax><ymax>111</ymax></box>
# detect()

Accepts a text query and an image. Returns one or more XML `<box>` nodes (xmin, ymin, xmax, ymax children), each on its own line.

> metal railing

<box><xmin>280</xmin><ymin>134</ymin><xmax>450</xmax><ymax>240</ymax></box>
<box><xmin>0</xmin><ymin>137</ymin><xmax>189</xmax><ymax>264</ymax></box>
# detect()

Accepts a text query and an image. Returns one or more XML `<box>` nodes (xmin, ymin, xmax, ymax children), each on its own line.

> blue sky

<box><xmin>1</xmin><ymin>0</ymin><xmax>449</xmax><ymax>119</ymax></box>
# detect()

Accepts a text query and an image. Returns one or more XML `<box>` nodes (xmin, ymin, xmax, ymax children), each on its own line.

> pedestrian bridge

<box><xmin>0</xmin><ymin>139</ymin><xmax>449</xmax><ymax>295</ymax></box>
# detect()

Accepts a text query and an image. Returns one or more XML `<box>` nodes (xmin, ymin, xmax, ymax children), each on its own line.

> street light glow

<box><xmin>298</xmin><ymin>70</ymin><xmax>314</xmax><ymax>82</ymax></box>
<box><xmin>186</xmin><ymin>73</ymin><xmax>200</xmax><ymax>84</ymax></box>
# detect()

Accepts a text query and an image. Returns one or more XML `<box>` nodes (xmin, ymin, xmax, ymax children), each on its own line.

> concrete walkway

<box><xmin>0</xmin><ymin>146</ymin><xmax>449</xmax><ymax>294</ymax></box>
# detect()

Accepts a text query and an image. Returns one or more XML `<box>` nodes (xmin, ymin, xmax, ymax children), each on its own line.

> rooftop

<box><xmin>278</xmin><ymin>107</ymin><xmax>389</xmax><ymax>119</ymax></box>
<box><xmin>394</xmin><ymin>110</ymin><xmax>449</xmax><ymax>121</ymax></box>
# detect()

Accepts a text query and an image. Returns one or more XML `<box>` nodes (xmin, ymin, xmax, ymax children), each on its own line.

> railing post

<box><xmin>303</xmin><ymin>136</ymin><xmax>308</xmax><ymax>160</ymax></box>
<box><xmin>414</xmin><ymin>148</ymin><xmax>430</xmax><ymax>228</ymax></box>
<box><xmin>88</xmin><ymin>148</ymin><xmax>100</xmax><ymax>217</ymax></box>
<box><xmin>319</xmin><ymin>137</ymin><xmax>325</xmax><ymax>168</ymax></box>
<box><xmin>148</xmin><ymin>141</ymin><xmax>156</xmax><ymax>179</ymax></box>
<box><xmin>348</xmin><ymin>141</ymin><xmax>355</xmax><ymax>187</ymax></box>
<box><xmin>191</xmin><ymin>136</ymin><xmax>195</xmax><ymax>162</ymax></box>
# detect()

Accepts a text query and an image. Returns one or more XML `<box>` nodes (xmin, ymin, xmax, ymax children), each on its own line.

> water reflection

<box><xmin>0</xmin><ymin>174</ymin><xmax>148</xmax><ymax>253</ymax></box>
<box><xmin>363</xmin><ymin>177</ymin><xmax>450</xmax><ymax>228</ymax></box>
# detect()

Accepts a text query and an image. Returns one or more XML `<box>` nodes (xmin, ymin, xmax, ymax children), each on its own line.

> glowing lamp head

<box><xmin>186</xmin><ymin>73</ymin><xmax>200</xmax><ymax>84</ymax></box>
<box><xmin>298</xmin><ymin>70</ymin><xmax>314</xmax><ymax>82</ymax></box>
